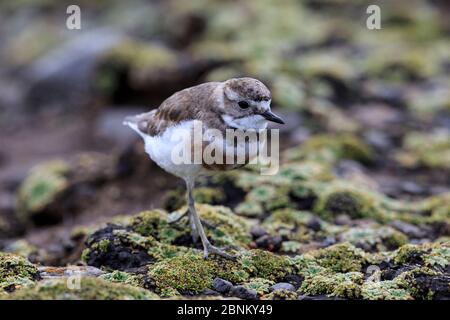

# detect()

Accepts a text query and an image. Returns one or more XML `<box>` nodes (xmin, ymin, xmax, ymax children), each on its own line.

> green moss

<box><xmin>361</xmin><ymin>280</ymin><xmax>413</xmax><ymax>300</ymax></box>
<box><xmin>193</xmin><ymin>204</ymin><xmax>253</xmax><ymax>247</ymax></box>
<box><xmin>0</xmin><ymin>252</ymin><xmax>39</xmax><ymax>292</ymax></box>
<box><xmin>395</xmin><ymin>130</ymin><xmax>450</xmax><ymax>170</ymax></box>
<box><xmin>341</xmin><ymin>226</ymin><xmax>408</xmax><ymax>251</ymax></box>
<box><xmin>300</xmin><ymin>271</ymin><xmax>364</xmax><ymax>299</ymax></box>
<box><xmin>148</xmin><ymin>254</ymin><xmax>248</xmax><ymax>295</ymax></box>
<box><xmin>393</xmin><ymin>242</ymin><xmax>450</xmax><ymax>269</ymax></box>
<box><xmin>164</xmin><ymin>187</ymin><xmax>226</xmax><ymax>211</ymax></box>
<box><xmin>262</xmin><ymin>289</ymin><xmax>298</xmax><ymax>300</ymax></box>
<box><xmin>242</xmin><ymin>278</ymin><xmax>275</xmax><ymax>296</ymax></box>
<box><xmin>6</xmin><ymin>277</ymin><xmax>158</xmax><ymax>300</ymax></box>
<box><xmin>394</xmin><ymin>267</ymin><xmax>444</xmax><ymax>300</ymax></box>
<box><xmin>99</xmin><ymin>271</ymin><xmax>142</xmax><ymax>287</ymax></box>
<box><xmin>284</xmin><ymin>134</ymin><xmax>372</xmax><ymax>165</ymax></box>
<box><xmin>129</xmin><ymin>209</ymin><xmax>182</xmax><ymax>243</ymax></box>
<box><xmin>16</xmin><ymin>160</ymin><xmax>70</xmax><ymax>220</ymax></box>
<box><xmin>241</xmin><ymin>250</ymin><xmax>292</xmax><ymax>281</ymax></box>
<box><xmin>95</xmin><ymin>39</ymin><xmax>178</xmax><ymax>94</ymax></box>
<box><xmin>314</xmin><ymin>183</ymin><xmax>384</xmax><ymax>221</ymax></box>
<box><xmin>311</xmin><ymin>243</ymin><xmax>367</xmax><ymax>273</ymax></box>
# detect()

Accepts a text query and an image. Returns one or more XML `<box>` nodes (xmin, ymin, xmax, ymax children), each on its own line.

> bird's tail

<box><xmin>123</xmin><ymin>112</ymin><xmax>150</xmax><ymax>139</ymax></box>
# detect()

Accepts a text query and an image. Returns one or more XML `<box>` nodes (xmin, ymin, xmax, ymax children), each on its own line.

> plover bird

<box><xmin>124</xmin><ymin>77</ymin><xmax>284</xmax><ymax>259</ymax></box>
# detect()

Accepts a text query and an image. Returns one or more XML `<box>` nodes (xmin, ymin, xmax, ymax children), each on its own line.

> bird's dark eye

<box><xmin>238</xmin><ymin>101</ymin><xmax>249</xmax><ymax>109</ymax></box>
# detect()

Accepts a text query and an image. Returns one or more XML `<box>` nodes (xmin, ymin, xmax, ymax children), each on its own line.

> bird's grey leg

<box><xmin>168</xmin><ymin>208</ymin><xmax>199</xmax><ymax>242</ymax></box>
<box><xmin>185</xmin><ymin>179</ymin><xmax>236</xmax><ymax>260</ymax></box>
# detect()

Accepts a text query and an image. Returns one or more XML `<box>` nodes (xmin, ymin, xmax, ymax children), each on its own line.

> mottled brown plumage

<box><xmin>130</xmin><ymin>78</ymin><xmax>272</xmax><ymax>137</ymax></box>
<box><xmin>123</xmin><ymin>77</ymin><xmax>282</xmax><ymax>260</ymax></box>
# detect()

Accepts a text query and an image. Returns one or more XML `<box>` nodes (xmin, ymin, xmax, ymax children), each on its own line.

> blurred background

<box><xmin>0</xmin><ymin>0</ymin><xmax>449</xmax><ymax>265</ymax></box>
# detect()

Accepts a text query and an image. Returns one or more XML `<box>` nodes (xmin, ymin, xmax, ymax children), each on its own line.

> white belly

<box><xmin>127</xmin><ymin>121</ymin><xmax>203</xmax><ymax>179</ymax></box>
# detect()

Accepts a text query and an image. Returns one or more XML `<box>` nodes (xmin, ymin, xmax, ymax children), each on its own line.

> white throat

<box><xmin>222</xmin><ymin>114</ymin><xmax>268</xmax><ymax>130</ymax></box>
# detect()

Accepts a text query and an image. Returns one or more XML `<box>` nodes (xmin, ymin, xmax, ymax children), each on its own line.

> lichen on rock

<box><xmin>0</xmin><ymin>252</ymin><xmax>40</xmax><ymax>293</ymax></box>
<box><xmin>5</xmin><ymin>277</ymin><xmax>158</xmax><ymax>300</ymax></box>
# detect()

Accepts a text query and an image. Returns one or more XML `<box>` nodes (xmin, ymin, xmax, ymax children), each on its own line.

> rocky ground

<box><xmin>0</xmin><ymin>0</ymin><xmax>449</xmax><ymax>300</ymax></box>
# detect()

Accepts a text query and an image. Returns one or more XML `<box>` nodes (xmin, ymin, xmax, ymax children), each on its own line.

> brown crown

<box><xmin>225</xmin><ymin>77</ymin><xmax>271</xmax><ymax>102</ymax></box>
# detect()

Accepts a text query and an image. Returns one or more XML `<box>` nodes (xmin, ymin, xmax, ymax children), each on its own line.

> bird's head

<box><xmin>219</xmin><ymin>77</ymin><xmax>284</xmax><ymax>130</ymax></box>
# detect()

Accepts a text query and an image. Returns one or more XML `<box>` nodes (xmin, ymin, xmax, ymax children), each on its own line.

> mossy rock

<box><xmin>395</xmin><ymin>130</ymin><xmax>450</xmax><ymax>170</ymax></box>
<box><xmin>314</xmin><ymin>183</ymin><xmax>384</xmax><ymax>221</ymax></box>
<box><xmin>395</xmin><ymin>267</ymin><xmax>450</xmax><ymax>300</ymax></box>
<box><xmin>5</xmin><ymin>277</ymin><xmax>158</xmax><ymax>300</ymax></box>
<box><xmin>341</xmin><ymin>226</ymin><xmax>408</xmax><ymax>252</ymax></box>
<box><xmin>393</xmin><ymin>242</ymin><xmax>450</xmax><ymax>269</ymax></box>
<box><xmin>16</xmin><ymin>160</ymin><xmax>70</xmax><ymax>222</ymax></box>
<box><xmin>0</xmin><ymin>252</ymin><xmax>40</xmax><ymax>292</ymax></box>
<box><xmin>241</xmin><ymin>278</ymin><xmax>275</xmax><ymax>296</ymax></box>
<box><xmin>148</xmin><ymin>253</ymin><xmax>249</xmax><ymax>295</ymax></box>
<box><xmin>163</xmin><ymin>187</ymin><xmax>226</xmax><ymax>211</ymax></box>
<box><xmin>99</xmin><ymin>270</ymin><xmax>143</xmax><ymax>287</ymax></box>
<box><xmin>95</xmin><ymin>39</ymin><xmax>178</xmax><ymax>94</ymax></box>
<box><xmin>240</xmin><ymin>250</ymin><xmax>292</xmax><ymax>281</ymax></box>
<box><xmin>82</xmin><ymin>224</ymin><xmax>189</xmax><ymax>271</ymax></box>
<box><xmin>361</xmin><ymin>280</ymin><xmax>413</xmax><ymax>300</ymax></box>
<box><xmin>299</xmin><ymin>271</ymin><xmax>364</xmax><ymax>299</ymax></box>
<box><xmin>284</xmin><ymin>134</ymin><xmax>372</xmax><ymax>165</ymax></box>
<box><xmin>310</xmin><ymin>243</ymin><xmax>367</xmax><ymax>273</ymax></box>
<box><xmin>261</xmin><ymin>289</ymin><xmax>298</xmax><ymax>300</ymax></box>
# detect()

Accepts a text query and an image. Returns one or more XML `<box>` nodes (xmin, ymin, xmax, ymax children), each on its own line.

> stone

<box><xmin>212</xmin><ymin>278</ymin><xmax>233</xmax><ymax>294</ymax></box>
<box><xmin>269</xmin><ymin>282</ymin><xmax>295</xmax><ymax>292</ymax></box>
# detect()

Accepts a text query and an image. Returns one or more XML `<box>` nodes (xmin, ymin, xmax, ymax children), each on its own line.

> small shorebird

<box><xmin>124</xmin><ymin>77</ymin><xmax>284</xmax><ymax>259</ymax></box>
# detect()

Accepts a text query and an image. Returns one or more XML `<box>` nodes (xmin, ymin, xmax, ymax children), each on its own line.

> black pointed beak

<box><xmin>261</xmin><ymin>110</ymin><xmax>285</xmax><ymax>124</ymax></box>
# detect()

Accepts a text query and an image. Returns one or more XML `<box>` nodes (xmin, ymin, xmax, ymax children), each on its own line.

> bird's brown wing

<box><xmin>136</xmin><ymin>82</ymin><xmax>220</xmax><ymax>136</ymax></box>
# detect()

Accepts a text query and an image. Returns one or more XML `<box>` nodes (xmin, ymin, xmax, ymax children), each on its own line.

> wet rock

<box><xmin>229</xmin><ymin>285</ymin><xmax>258</xmax><ymax>300</ymax></box>
<box><xmin>269</xmin><ymin>282</ymin><xmax>295</xmax><ymax>292</ymax></box>
<box><xmin>212</xmin><ymin>278</ymin><xmax>233</xmax><ymax>294</ymax></box>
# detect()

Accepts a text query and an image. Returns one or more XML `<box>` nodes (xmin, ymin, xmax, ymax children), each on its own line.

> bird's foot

<box><xmin>203</xmin><ymin>243</ymin><xmax>237</xmax><ymax>261</ymax></box>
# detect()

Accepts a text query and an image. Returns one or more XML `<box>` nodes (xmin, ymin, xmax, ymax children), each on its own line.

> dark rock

<box><xmin>83</xmin><ymin>224</ymin><xmax>154</xmax><ymax>271</ymax></box>
<box><xmin>269</xmin><ymin>283</ymin><xmax>295</xmax><ymax>292</ymax></box>
<box><xmin>320</xmin><ymin>237</ymin><xmax>336</xmax><ymax>247</ymax></box>
<box><xmin>250</xmin><ymin>225</ymin><xmax>268</xmax><ymax>239</ymax></box>
<box><xmin>229</xmin><ymin>285</ymin><xmax>258</xmax><ymax>300</ymax></box>
<box><xmin>212</xmin><ymin>278</ymin><xmax>233</xmax><ymax>294</ymax></box>
<box><xmin>390</xmin><ymin>220</ymin><xmax>427</xmax><ymax>239</ymax></box>
<box><xmin>255</xmin><ymin>235</ymin><xmax>282</xmax><ymax>251</ymax></box>
<box><xmin>25</xmin><ymin>29</ymin><xmax>124</xmax><ymax>111</ymax></box>
<box><xmin>201</xmin><ymin>289</ymin><xmax>221</xmax><ymax>296</ymax></box>
<box><xmin>334</xmin><ymin>214</ymin><xmax>352</xmax><ymax>226</ymax></box>
<box><xmin>298</xmin><ymin>294</ymin><xmax>346</xmax><ymax>300</ymax></box>
<box><xmin>401</xmin><ymin>181</ymin><xmax>426</xmax><ymax>196</ymax></box>
<box><xmin>280</xmin><ymin>274</ymin><xmax>304</xmax><ymax>290</ymax></box>
<box><xmin>364</xmin><ymin>130</ymin><xmax>392</xmax><ymax>150</ymax></box>
<box><xmin>306</xmin><ymin>217</ymin><xmax>322</xmax><ymax>231</ymax></box>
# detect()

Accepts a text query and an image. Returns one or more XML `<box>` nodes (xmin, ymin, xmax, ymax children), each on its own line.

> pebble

<box><xmin>229</xmin><ymin>285</ymin><xmax>258</xmax><ymax>300</ymax></box>
<box><xmin>250</xmin><ymin>225</ymin><xmax>268</xmax><ymax>239</ymax></box>
<box><xmin>269</xmin><ymin>283</ymin><xmax>295</xmax><ymax>292</ymax></box>
<box><xmin>212</xmin><ymin>278</ymin><xmax>233</xmax><ymax>294</ymax></box>
<box><xmin>306</xmin><ymin>217</ymin><xmax>322</xmax><ymax>232</ymax></box>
